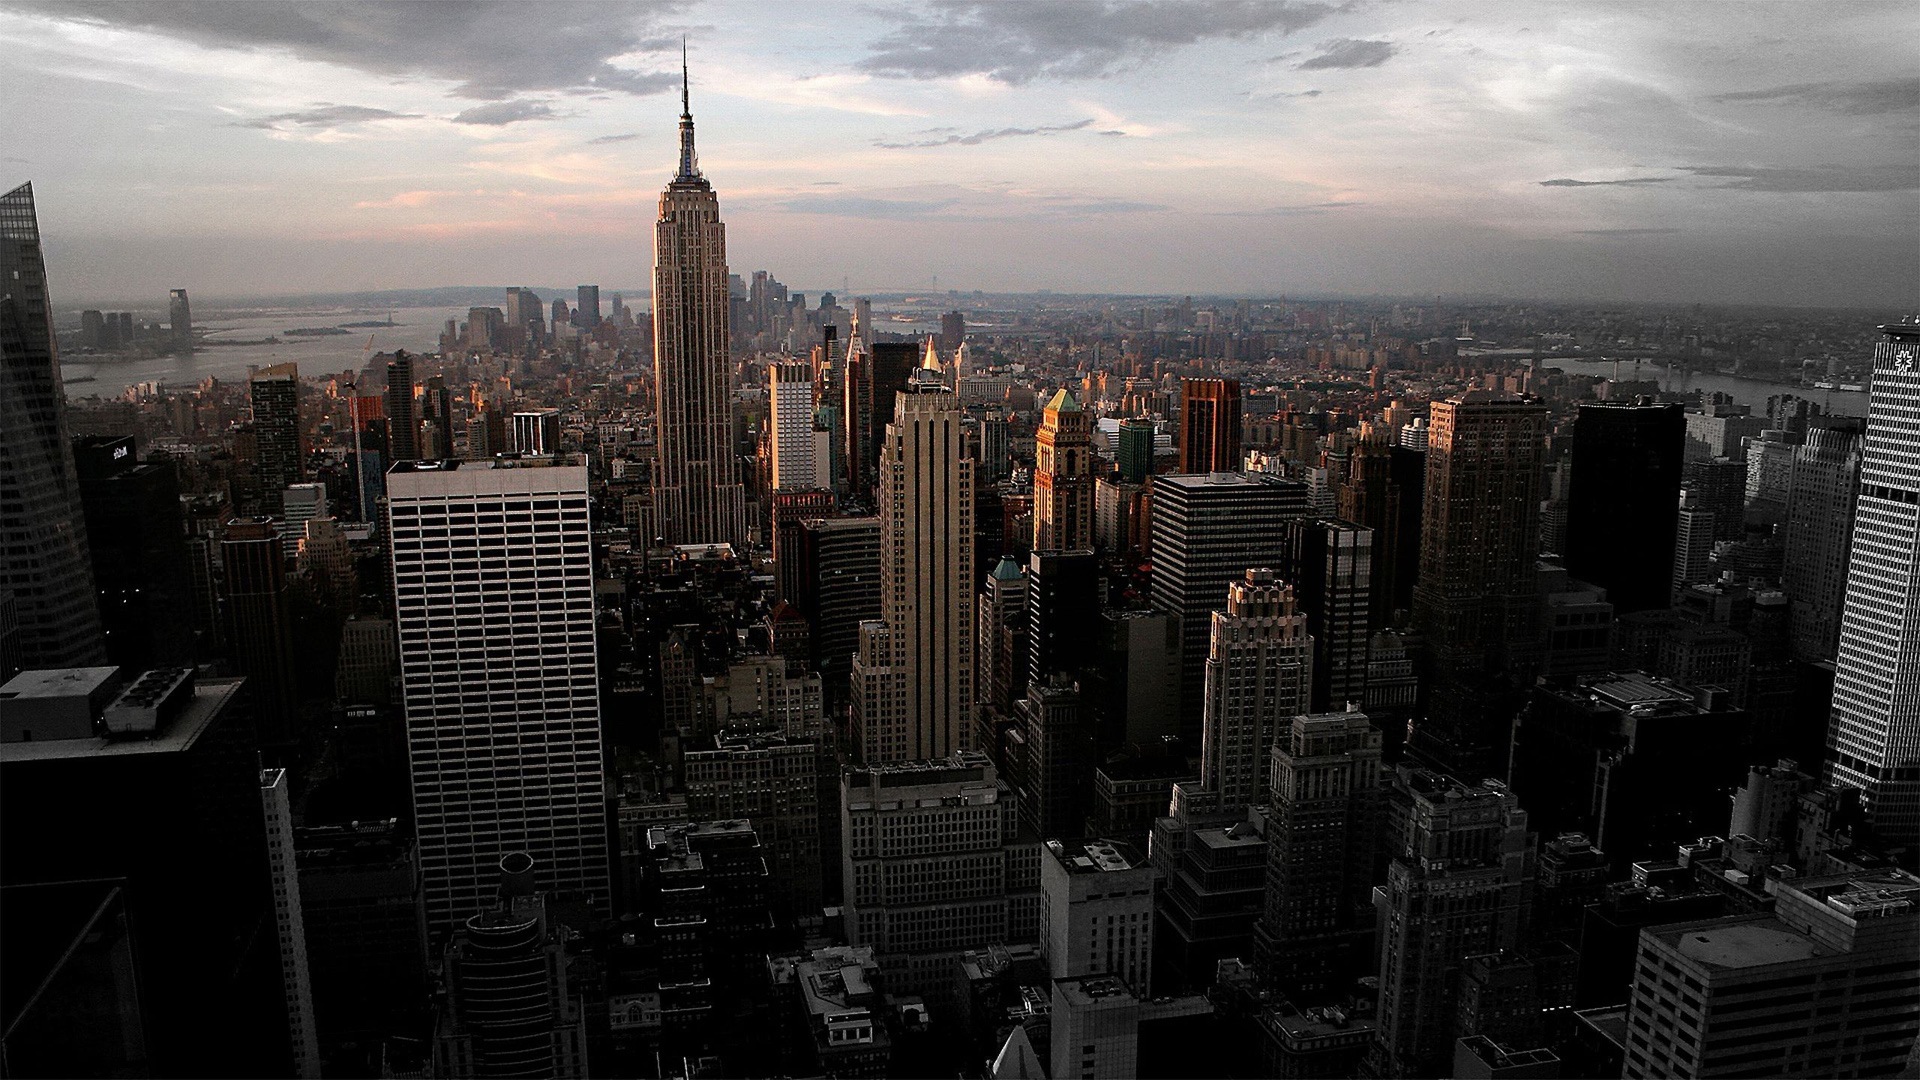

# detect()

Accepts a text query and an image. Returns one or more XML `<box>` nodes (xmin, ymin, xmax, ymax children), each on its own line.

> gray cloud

<box><xmin>1538</xmin><ymin>176</ymin><xmax>1675</xmax><ymax>187</ymax></box>
<box><xmin>1680</xmin><ymin>164</ymin><xmax>1920</xmax><ymax>193</ymax></box>
<box><xmin>13</xmin><ymin>0</ymin><xmax>684</xmax><ymax>99</ymax></box>
<box><xmin>236</xmin><ymin>103</ymin><xmax>422</xmax><ymax>130</ymax></box>
<box><xmin>1712</xmin><ymin>78</ymin><xmax>1920</xmax><ymax>116</ymax></box>
<box><xmin>875</xmin><ymin>119</ymin><xmax>1095</xmax><ymax>149</ymax></box>
<box><xmin>776</xmin><ymin>188</ymin><xmax>1167</xmax><ymax>220</ymax></box>
<box><xmin>1296</xmin><ymin>38</ymin><xmax>1395</xmax><ymax>70</ymax></box>
<box><xmin>779</xmin><ymin>194</ymin><xmax>964</xmax><ymax>218</ymax></box>
<box><xmin>587</xmin><ymin>132</ymin><xmax>642</xmax><ymax>145</ymax></box>
<box><xmin>451</xmin><ymin>100</ymin><xmax>561</xmax><ymax>125</ymax></box>
<box><xmin>1572</xmin><ymin>228</ymin><xmax>1682</xmax><ymax>236</ymax></box>
<box><xmin>1221</xmin><ymin>200</ymin><xmax>1366</xmax><ymax>215</ymax></box>
<box><xmin>860</xmin><ymin>0</ymin><xmax>1334</xmax><ymax>83</ymax></box>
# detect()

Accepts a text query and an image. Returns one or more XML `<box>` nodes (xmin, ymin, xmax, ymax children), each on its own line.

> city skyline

<box><xmin>2</xmin><ymin>2</ymin><xmax>1915</xmax><ymax>307</ymax></box>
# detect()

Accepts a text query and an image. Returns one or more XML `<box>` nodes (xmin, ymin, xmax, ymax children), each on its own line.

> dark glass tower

<box><xmin>1178</xmin><ymin>376</ymin><xmax>1242</xmax><ymax>474</ymax></box>
<box><xmin>1565</xmin><ymin>400</ymin><xmax>1684</xmax><ymax>613</ymax></box>
<box><xmin>0</xmin><ymin>181</ymin><xmax>104</xmax><ymax>674</ymax></box>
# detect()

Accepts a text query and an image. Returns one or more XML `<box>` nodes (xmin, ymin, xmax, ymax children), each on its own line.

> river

<box><xmin>60</xmin><ymin>305</ymin><xmax>474</xmax><ymax>396</ymax></box>
<box><xmin>1538</xmin><ymin>357</ymin><xmax>1869</xmax><ymax>418</ymax></box>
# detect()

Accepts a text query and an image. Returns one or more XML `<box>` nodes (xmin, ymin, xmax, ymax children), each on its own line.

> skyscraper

<box><xmin>386</xmin><ymin>459</ymin><xmax>609</xmax><ymax>931</ymax></box>
<box><xmin>1148</xmin><ymin>471</ymin><xmax>1310</xmax><ymax>737</ymax></box>
<box><xmin>168</xmin><ymin>287</ymin><xmax>192</xmax><ymax>352</ymax></box>
<box><xmin>1253</xmin><ymin>708</ymin><xmax>1384</xmax><ymax>997</ymax></box>
<box><xmin>1412</xmin><ymin>392</ymin><xmax>1548</xmax><ymax>671</ymax></box>
<box><xmin>1565</xmin><ymin>400</ymin><xmax>1684</xmax><ymax>614</ymax></box>
<box><xmin>574</xmin><ymin>284</ymin><xmax>600</xmax><ymax>329</ymax></box>
<box><xmin>1033</xmin><ymin>388</ymin><xmax>1094</xmax><ymax>552</ymax></box>
<box><xmin>73</xmin><ymin>436</ymin><xmax>195</xmax><ymax>669</ymax></box>
<box><xmin>1783</xmin><ymin>418</ymin><xmax>1864</xmax><ymax>663</ymax></box>
<box><xmin>1826</xmin><ymin>322</ymin><xmax>1920</xmax><ymax>852</ymax></box>
<box><xmin>1199</xmin><ymin>569</ymin><xmax>1313</xmax><ymax>812</ymax></box>
<box><xmin>843</xmin><ymin>340</ymin><xmax>917</xmax><ymax>499</ymax></box>
<box><xmin>222</xmin><ymin>517</ymin><xmax>298</xmax><ymax>743</ymax></box>
<box><xmin>1283</xmin><ymin>518</ymin><xmax>1374</xmax><ymax>712</ymax></box>
<box><xmin>651</xmin><ymin>65</ymin><xmax>747</xmax><ymax>548</ymax></box>
<box><xmin>1116</xmin><ymin>416</ymin><xmax>1156</xmax><ymax>485</ymax></box>
<box><xmin>767</xmin><ymin>360</ymin><xmax>827</xmax><ymax>490</ymax></box>
<box><xmin>0</xmin><ymin>181</ymin><xmax>104</xmax><ymax>673</ymax></box>
<box><xmin>851</xmin><ymin>387</ymin><xmax>975</xmax><ymax>763</ymax></box>
<box><xmin>1375</xmin><ymin>769</ymin><xmax>1531</xmax><ymax>1078</ymax></box>
<box><xmin>940</xmin><ymin>310</ymin><xmax>966</xmax><ymax>354</ymax></box>
<box><xmin>250</xmin><ymin>363</ymin><xmax>303</xmax><ymax>515</ymax></box>
<box><xmin>385</xmin><ymin>352</ymin><xmax>419</xmax><ymax>465</ymax></box>
<box><xmin>1178</xmin><ymin>377</ymin><xmax>1242</xmax><ymax>474</ymax></box>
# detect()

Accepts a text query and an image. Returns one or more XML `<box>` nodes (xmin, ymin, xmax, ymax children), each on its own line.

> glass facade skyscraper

<box><xmin>0</xmin><ymin>181</ymin><xmax>103</xmax><ymax>675</ymax></box>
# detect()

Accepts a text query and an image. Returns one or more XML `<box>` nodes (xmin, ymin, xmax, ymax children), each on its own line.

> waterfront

<box><xmin>1540</xmin><ymin>357</ymin><xmax>1868</xmax><ymax>418</ymax></box>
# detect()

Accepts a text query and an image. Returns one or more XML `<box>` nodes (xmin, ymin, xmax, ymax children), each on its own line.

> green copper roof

<box><xmin>1047</xmin><ymin>387</ymin><xmax>1081</xmax><ymax>413</ymax></box>
<box><xmin>990</xmin><ymin>555</ymin><xmax>1023</xmax><ymax>581</ymax></box>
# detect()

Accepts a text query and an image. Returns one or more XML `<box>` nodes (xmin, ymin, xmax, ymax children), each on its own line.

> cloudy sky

<box><xmin>4</xmin><ymin>1</ymin><xmax>1915</xmax><ymax>306</ymax></box>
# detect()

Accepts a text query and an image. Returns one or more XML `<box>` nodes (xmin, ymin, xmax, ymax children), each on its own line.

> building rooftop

<box><xmin>1664</xmin><ymin>919</ymin><xmax>1828</xmax><ymax>969</ymax></box>
<box><xmin>0</xmin><ymin>666</ymin><xmax>120</xmax><ymax>703</ymax></box>
<box><xmin>0</xmin><ymin>677</ymin><xmax>241</xmax><ymax>763</ymax></box>
<box><xmin>1045</xmin><ymin>839</ymin><xmax>1146</xmax><ymax>874</ymax></box>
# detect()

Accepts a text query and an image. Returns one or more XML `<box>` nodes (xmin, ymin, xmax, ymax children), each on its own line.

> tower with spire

<box><xmin>651</xmin><ymin>46</ymin><xmax>747</xmax><ymax>548</ymax></box>
<box><xmin>1033</xmin><ymin>387</ymin><xmax>1094</xmax><ymax>552</ymax></box>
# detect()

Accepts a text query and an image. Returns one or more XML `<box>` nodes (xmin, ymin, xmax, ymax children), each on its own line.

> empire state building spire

<box><xmin>676</xmin><ymin>40</ymin><xmax>700</xmax><ymax>182</ymax></box>
<box><xmin>651</xmin><ymin>43</ymin><xmax>745</xmax><ymax>549</ymax></box>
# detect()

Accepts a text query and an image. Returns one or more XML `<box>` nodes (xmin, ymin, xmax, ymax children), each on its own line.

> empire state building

<box><xmin>651</xmin><ymin>61</ymin><xmax>747</xmax><ymax>548</ymax></box>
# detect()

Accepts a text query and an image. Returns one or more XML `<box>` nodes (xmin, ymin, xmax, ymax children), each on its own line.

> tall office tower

<box><xmin>421</xmin><ymin>374</ymin><xmax>454</xmax><ymax>458</ymax></box>
<box><xmin>1409</xmin><ymin>393</ymin><xmax>1547</xmax><ymax>779</ymax></box>
<box><xmin>436</xmin><ymin>856</ymin><xmax>588</xmax><ymax>1078</ymax></box>
<box><xmin>262</xmin><ymin>767</ymin><xmax>322</xmax><ymax>1079</ymax></box>
<box><xmin>574</xmin><ymin>284</ymin><xmax>600</xmax><ymax>329</ymax></box>
<box><xmin>282</xmin><ymin>482</ymin><xmax>327</xmax><ymax>559</ymax></box>
<box><xmin>1672</xmin><ymin>489</ymin><xmax>1716</xmax><ymax>594</ymax></box>
<box><xmin>976</xmin><ymin>409</ymin><xmax>1012</xmax><ymax>482</ymax></box>
<box><xmin>1040</xmin><ymin>839</ymin><xmax>1155</xmax><ymax>994</ymax></box>
<box><xmin>771</xmin><ymin>488</ymin><xmax>835</xmax><ymax>602</ymax></box>
<box><xmin>685</xmin><ymin>728</ymin><xmax>823</xmax><ymax>919</ymax></box>
<box><xmin>349</xmin><ymin>391</ymin><xmax>387</xmax><ymax>520</ymax></box>
<box><xmin>795</xmin><ymin>515</ymin><xmax>880</xmax><ymax>700</ymax></box>
<box><xmin>840</xmin><ymin>752</ymin><xmax>1040</xmax><ymax>1001</ymax></box>
<box><xmin>1283</xmin><ymin>518</ymin><xmax>1374</xmax><ymax>712</ymax></box>
<box><xmin>1253</xmin><ymin>709</ymin><xmax>1384</xmax><ymax>998</ymax></box>
<box><xmin>504</xmin><ymin>286</ymin><xmax>544</xmax><ymax>341</ymax></box>
<box><xmin>1116</xmin><ymin>416</ymin><xmax>1156</xmax><ymax>484</ymax></box>
<box><xmin>550</xmin><ymin>297</ymin><xmax>569</xmax><ymax>331</ymax></box>
<box><xmin>651</xmin><ymin>70</ymin><xmax>748</xmax><ymax>548</ymax></box>
<box><xmin>1149</xmin><ymin>472</ymin><xmax>1309</xmax><ymax>739</ymax></box>
<box><xmin>1340</xmin><ymin>441</ymin><xmax>1425</xmax><ymax>627</ymax></box>
<box><xmin>1685</xmin><ymin>456</ymin><xmax>1747</xmax><ymax>541</ymax></box>
<box><xmin>294</xmin><ymin>821</ymin><xmax>430</xmax><ymax>1058</ymax></box>
<box><xmin>843</xmin><ymin>340</ymin><xmax>918</xmax><ymax>498</ymax></box>
<box><xmin>0</xmin><ymin>182</ymin><xmax>103</xmax><ymax>673</ymax></box>
<box><xmin>223</xmin><ymin>517</ymin><xmax>298</xmax><ymax>742</ymax></box>
<box><xmin>385</xmin><ymin>352</ymin><xmax>419</xmax><ymax>464</ymax></box>
<box><xmin>1827</xmin><ymin>323</ymin><xmax>1920</xmax><ymax>852</ymax></box>
<box><xmin>768</xmin><ymin>360</ymin><xmax>827</xmax><ymax>490</ymax></box>
<box><xmin>1784</xmin><ymin>419</ymin><xmax>1864</xmax><ymax>663</ymax></box>
<box><xmin>940</xmin><ymin>309</ymin><xmax>966</xmax><ymax>354</ymax></box>
<box><xmin>1033</xmin><ymin>389</ymin><xmax>1094</xmax><ymax>551</ymax></box>
<box><xmin>1374</xmin><ymin>769</ymin><xmax>1531</xmax><ymax>1078</ymax></box>
<box><xmin>1565</xmin><ymin>400</ymin><xmax>1684</xmax><ymax>613</ymax></box>
<box><xmin>1199</xmin><ymin>569</ymin><xmax>1313</xmax><ymax>812</ymax></box>
<box><xmin>250</xmin><ymin>363</ymin><xmax>303</xmax><ymax>514</ymax></box>
<box><xmin>1016</xmin><ymin>675</ymin><xmax>1096</xmax><ymax>839</ymax></box>
<box><xmin>1412</xmin><ymin>392</ymin><xmax>1548</xmax><ymax>672</ymax></box>
<box><xmin>387</xmin><ymin>460</ymin><xmax>609</xmax><ymax>931</ymax></box>
<box><xmin>1178</xmin><ymin>377</ymin><xmax>1242</xmax><ymax>474</ymax></box>
<box><xmin>511</xmin><ymin>409</ymin><xmax>561</xmax><ymax>455</ymax></box>
<box><xmin>79</xmin><ymin>307</ymin><xmax>104</xmax><ymax>347</ymax></box>
<box><xmin>850</xmin><ymin>388</ymin><xmax>975</xmax><ymax>764</ymax></box>
<box><xmin>1</xmin><ymin>671</ymin><xmax>295</xmax><ymax>1076</ymax></box>
<box><xmin>1620</xmin><ymin>868</ymin><xmax>1920</xmax><ymax>1080</ymax></box>
<box><xmin>168</xmin><ymin>287</ymin><xmax>192</xmax><ymax>352</ymax></box>
<box><xmin>73</xmin><ymin>436</ymin><xmax>195</xmax><ymax>668</ymax></box>
<box><xmin>978</xmin><ymin>555</ymin><xmax>1030</xmax><ymax>716</ymax></box>
<box><xmin>1027</xmin><ymin>548</ymin><xmax>1099</xmax><ymax>682</ymax></box>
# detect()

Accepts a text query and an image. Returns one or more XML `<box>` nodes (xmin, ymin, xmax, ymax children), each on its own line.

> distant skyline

<box><xmin>4</xmin><ymin>1</ymin><xmax>1916</xmax><ymax>308</ymax></box>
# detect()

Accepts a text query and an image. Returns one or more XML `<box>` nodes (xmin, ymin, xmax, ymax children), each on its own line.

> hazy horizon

<box><xmin>7</xmin><ymin>1</ymin><xmax>1917</xmax><ymax>309</ymax></box>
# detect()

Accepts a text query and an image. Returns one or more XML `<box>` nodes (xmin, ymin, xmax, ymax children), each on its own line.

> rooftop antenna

<box><xmin>681</xmin><ymin>37</ymin><xmax>690</xmax><ymax>119</ymax></box>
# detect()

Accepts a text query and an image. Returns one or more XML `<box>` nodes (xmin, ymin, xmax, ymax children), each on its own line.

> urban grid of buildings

<box><xmin>2</xmin><ymin>57</ymin><xmax>1918</xmax><ymax>1080</ymax></box>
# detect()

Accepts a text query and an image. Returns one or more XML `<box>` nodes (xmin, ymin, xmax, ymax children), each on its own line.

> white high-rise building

<box><xmin>387</xmin><ymin>459</ymin><xmax>609</xmax><ymax>931</ymax></box>
<box><xmin>851</xmin><ymin>386</ymin><xmax>975</xmax><ymax>764</ymax></box>
<box><xmin>1040</xmin><ymin>839</ymin><xmax>1155</xmax><ymax>996</ymax></box>
<box><xmin>261</xmin><ymin>767</ymin><xmax>321</xmax><ymax>1078</ymax></box>
<box><xmin>767</xmin><ymin>360</ymin><xmax>828</xmax><ymax>490</ymax></box>
<box><xmin>650</xmin><ymin>61</ymin><xmax>747</xmax><ymax>548</ymax></box>
<box><xmin>1199</xmin><ymin>568</ymin><xmax>1313</xmax><ymax>812</ymax></box>
<box><xmin>282</xmin><ymin>482</ymin><xmax>327</xmax><ymax>559</ymax></box>
<box><xmin>1826</xmin><ymin>323</ymin><xmax>1920</xmax><ymax>850</ymax></box>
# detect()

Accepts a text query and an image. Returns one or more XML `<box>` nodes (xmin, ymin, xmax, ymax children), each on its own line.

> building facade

<box><xmin>1033</xmin><ymin>388</ymin><xmax>1094</xmax><ymax>552</ymax></box>
<box><xmin>1200</xmin><ymin>569</ymin><xmax>1313</xmax><ymax>813</ymax></box>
